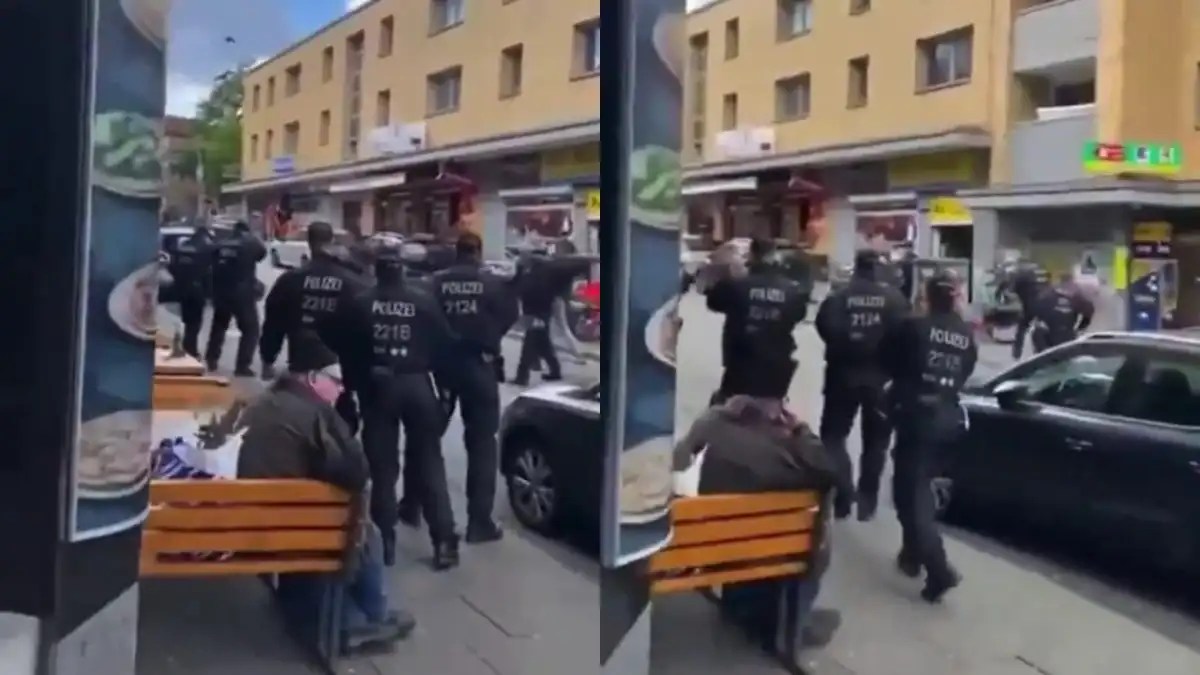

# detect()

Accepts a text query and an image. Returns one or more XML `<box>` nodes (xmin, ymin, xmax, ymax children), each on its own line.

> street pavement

<box><xmin>141</xmin><ymin>265</ymin><xmax>1200</xmax><ymax>675</ymax></box>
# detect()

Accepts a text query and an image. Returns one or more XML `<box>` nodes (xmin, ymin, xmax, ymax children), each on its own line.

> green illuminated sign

<box><xmin>1082</xmin><ymin>142</ymin><xmax>1182</xmax><ymax>176</ymax></box>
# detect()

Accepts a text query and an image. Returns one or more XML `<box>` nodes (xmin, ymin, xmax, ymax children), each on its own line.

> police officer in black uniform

<box><xmin>512</xmin><ymin>249</ymin><xmax>592</xmax><ymax>385</ymax></box>
<box><xmin>815</xmin><ymin>250</ymin><xmax>909</xmax><ymax>521</ymax></box>
<box><xmin>167</xmin><ymin>223</ymin><xmax>214</xmax><ymax>357</ymax></box>
<box><xmin>705</xmin><ymin>237</ymin><xmax>808</xmax><ymax>404</ymax></box>
<box><xmin>1031</xmin><ymin>273</ymin><xmax>1094</xmax><ymax>353</ymax></box>
<box><xmin>343</xmin><ymin>243</ymin><xmax>459</xmax><ymax>570</ymax></box>
<box><xmin>881</xmin><ymin>270</ymin><xmax>976</xmax><ymax>603</ymax></box>
<box><xmin>261</xmin><ymin>221</ymin><xmax>370</xmax><ymax>432</ymax></box>
<box><xmin>205</xmin><ymin>221</ymin><xmax>266</xmax><ymax>375</ymax></box>
<box><xmin>432</xmin><ymin>233</ymin><xmax>520</xmax><ymax>543</ymax></box>
<box><xmin>1009</xmin><ymin>261</ymin><xmax>1050</xmax><ymax>359</ymax></box>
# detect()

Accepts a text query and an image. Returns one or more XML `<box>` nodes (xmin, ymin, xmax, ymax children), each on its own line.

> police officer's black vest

<box><xmin>170</xmin><ymin>236</ymin><xmax>207</xmax><ymax>291</ymax></box>
<box><xmin>1040</xmin><ymin>289</ymin><xmax>1078</xmax><ymax>336</ymax></box>
<box><xmin>436</xmin><ymin>266</ymin><xmax>491</xmax><ymax>352</ymax></box>
<box><xmin>740</xmin><ymin>275</ymin><xmax>797</xmax><ymax>356</ymax></box>
<box><xmin>297</xmin><ymin>266</ymin><xmax>346</xmax><ymax>328</ymax></box>
<box><xmin>367</xmin><ymin>292</ymin><xmax>425</xmax><ymax>373</ymax></box>
<box><xmin>842</xmin><ymin>282</ymin><xmax>888</xmax><ymax>356</ymax></box>
<box><xmin>915</xmin><ymin>315</ymin><xmax>974</xmax><ymax>401</ymax></box>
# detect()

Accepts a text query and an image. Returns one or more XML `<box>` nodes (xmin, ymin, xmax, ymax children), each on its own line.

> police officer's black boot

<box><xmin>396</xmin><ymin>499</ymin><xmax>422</xmax><ymax>528</ymax></box>
<box><xmin>857</xmin><ymin>492</ymin><xmax>878</xmax><ymax>522</ymax></box>
<box><xmin>432</xmin><ymin>537</ymin><xmax>460</xmax><ymax>571</ymax></box>
<box><xmin>920</xmin><ymin>565</ymin><xmax>961</xmax><ymax>604</ymax></box>
<box><xmin>896</xmin><ymin>550</ymin><xmax>921</xmax><ymax>579</ymax></box>
<box><xmin>382</xmin><ymin>530</ymin><xmax>397</xmax><ymax>568</ymax></box>
<box><xmin>465</xmin><ymin>520</ymin><xmax>503</xmax><ymax>544</ymax></box>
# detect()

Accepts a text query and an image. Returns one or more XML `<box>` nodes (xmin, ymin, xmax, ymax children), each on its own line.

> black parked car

<box><xmin>499</xmin><ymin>382</ymin><xmax>602</xmax><ymax>535</ymax></box>
<box><xmin>938</xmin><ymin>331</ymin><xmax>1200</xmax><ymax>574</ymax></box>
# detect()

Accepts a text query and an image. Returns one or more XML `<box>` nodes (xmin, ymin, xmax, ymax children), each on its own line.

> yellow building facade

<box><xmin>682</xmin><ymin>0</ymin><xmax>1200</xmax><ymax>327</ymax></box>
<box><xmin>226</xmin><ymin>0</ymin><xmax>600</xmax><ymax>255</ymax></box>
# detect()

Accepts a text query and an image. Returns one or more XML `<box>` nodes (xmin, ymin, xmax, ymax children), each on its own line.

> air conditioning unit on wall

<box><xmin>366</xmin><ymin>122</ymin><xmax>427</xmax><ymax>157</ymax></box>
<box><xmin>714</xmin><ymin>127</ymin><xmax>776</xmax><ymax>160</ymax></box>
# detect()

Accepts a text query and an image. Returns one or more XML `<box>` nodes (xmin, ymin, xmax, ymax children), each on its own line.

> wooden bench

<box><xmin>142</xmin><ymin>479</ymin><xmax>359</xmax><ymax>673</ymax></box>
<box><xmin>648</xmin><ymin>491</ymin><xmax>825</xmax><ymax>674</ymax></box>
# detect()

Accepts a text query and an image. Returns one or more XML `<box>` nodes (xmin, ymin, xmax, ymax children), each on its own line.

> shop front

<box><xmin>369</xmin><ymin>161</ymin><xmax>478</xmax><ymax>240</ymax></box>
<box><xmin>514</xmin><ymin>142</ymin><xmax>600</xmax><ymax>255</ymax></box>
<box><xmin>682</xmin><ymin>170</ymin><xmax>831</xmax><ymax>257</ymax></box>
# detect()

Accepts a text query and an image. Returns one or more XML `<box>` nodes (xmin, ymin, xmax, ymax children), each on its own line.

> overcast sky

<box><xmin>166</xmin><ymin>0</ymin><xmax>713</xmax><ymax>117</ymax></box>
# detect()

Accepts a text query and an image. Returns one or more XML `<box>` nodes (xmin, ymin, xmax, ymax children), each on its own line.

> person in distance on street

<box><xmin>880</xmin><ymin>270</ymin><xmax>976</xmax><ymax>603</ymax></box>
<box><xmin>815</xmin><ymin>250</ymin><xmax>908</xmax><ymax>522</ymax></box>
<box><xmin>1030</xmin><ymin>272</ymin><xmax>1094</xmax><ymax>354</ymax></box>
<box><xmin>236</xmin><ymin>335</ymin><xmax>416</xmax><ymax>652</ymax></box>
<box><xmin>512</xmin><ymin>246</ymin><xmax>592</xmax><ymax>386</ymax></box>
<box><xmin>167</xmin><ymin>222</ymin><xmax>215</xmax><ymax>358</ymax></box>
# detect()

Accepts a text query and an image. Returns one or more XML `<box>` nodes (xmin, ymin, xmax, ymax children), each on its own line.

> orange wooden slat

<box><xmin>149</xmin><ymin>480</ymin><xmax>351</xmax><ymax>505</ymax></box>
<box><xmin>153</xmin><ymin>375</ymin><xmax>234</xmax><ymax>410</ymax></box>
<box><xmin>147</xmin><ymin>505</ymin><xmax>350</xmax><ymax>530</ymax></box>
<box><xmin>670</xmin><ymin>492</ymin><xmax>820</xmax><ymax>522</ymax></box>
<box><xmin>139</xmin><ymin>557</ymin><xmax>342</xmax><ymax>578</ymax></box>
<box><xmin>142</xmin><ymin>529</ymin><xmax>347</xmax><ymax>555</ymax></box>
<box><xmin>667</xmin><ymin>510</ymin><xmax>816</xmax><ymax>548</ymax></box>
<box><xmin>648</xmin><ymin>532</ymin><xmax>812</xmax><ymax>573</ymax></box>
<box><xmin>650</xmin><ymin>561</ymin><xmax>807</xmax><ymax>595</ymax></box>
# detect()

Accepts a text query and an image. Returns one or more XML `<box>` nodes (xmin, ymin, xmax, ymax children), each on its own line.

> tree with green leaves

<box><xmin>194</xmin><ymin>67</ymin><xmax>244</xmax><ymax>199</ymax></box>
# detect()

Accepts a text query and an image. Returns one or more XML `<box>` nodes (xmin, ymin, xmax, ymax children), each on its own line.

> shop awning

<box><xmin>848</xmin><ymin>191</ymin><xmax>918</xmax><ymax>208</ymax></box>
<box><xmin>681</xmin><ymin>176</ymin><xmax>757</xmax><ymax>196</ymax></box>
<box><xmin>328</xmin><ymin>172</ymin><xmax>407</xmax><ymax>194</ymax></box>
<box><xmin>498</xmin><ymin>185</ymin><xmax>574</xmax><ymax>200</ymax></box>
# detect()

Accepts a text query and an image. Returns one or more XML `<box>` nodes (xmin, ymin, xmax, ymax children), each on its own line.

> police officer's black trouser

<box><xmin>891</xmin><ymin>418</ymin><xmax>953</xmax><ymax>583</ymax></box>
<box><xmin>820</xmin><ymin>381</ymin><xmax>891</xmax><ymax>506</ymax></box>
<box><xmin>177</xmin><ymin>291</ymin><xmax>206</xmax><ymax>358</ymax></box>
<box><xmin>515</xmin><ymin>315</ymin><xmax>560</xmax><ymax>381</ymax></box>
<box><xmin>1012</xmin><ymin>307</ymin><xmax>1034</xmax><ymax>359</ymax></box>
<box><xmin>335</xmin><ymin>389</ymin><xmax>360</xmax><ymax>437</ymax></box>
<box><xmin>205</xmin><ymin>293</ymin><xmax>259</xmax><ymax>371</ymax></box>
<box><xmin>1031</xmin><ymin>327</ymin><xmax>1073</xmax><ymax>355</ymax></box>
<box><xmin>442</xmin><ymin>356</ymin><xmax>502</xmax><ymax>526</ymax></box>
<box><xmin>361</xmin><ymin>373</ymin><xmax>456</xmax><ymax>545</ymax></box>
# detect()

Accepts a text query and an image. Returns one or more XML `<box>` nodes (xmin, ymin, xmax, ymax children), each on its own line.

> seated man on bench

<box><xmin>238</xmin><ymin>334</ymin><xmax>415</xmax><ymax>654</ymax></box>
<box><xmin>673</xmin><ymin>359</ymin><xmax>842</xmax><ymax>649</ymax></box>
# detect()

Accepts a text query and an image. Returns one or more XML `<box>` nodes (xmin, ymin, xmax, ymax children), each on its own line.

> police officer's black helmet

<box><xmin>748</xmin><ymin>237</ymin><xmax>775</xmax><ymax>262</ymax></box>
<box><xmin>307</xmin><ymin>221</ymin><xmax>335</xmax><ymax>249</ymax></box>
<box><xmin>233</xmin><ymin>220</ymin><xmax>249</xmax><ymax>233</ymax></box>
<box><xmin>373</xmin><ymin>239</ymin><xmax>405</xmax><ymax>280</ymax></box>
<box><xmin>926</xmin><ymin>269</ymin><xmax>959</xmax><ymax>311</ymax></box>
<box><xmin>853</xmin><ymin>249</ymin><xmax>878</xmax><ymax>274</ymax></box>
<box><xmin>455</xmin><ymin>232</ymin><xmax>483</xmax><ymax>259</ymax></box>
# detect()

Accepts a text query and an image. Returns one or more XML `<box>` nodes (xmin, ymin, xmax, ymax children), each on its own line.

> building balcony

<box><xmin>1009</xmin><ymin>105</ymin><xmax>1095</xmax><ymax>185</ymax></box>
<box><xmin>1012</xmin><ymin>0</ymin><xmax>1098</xmax><ymax>75</ymax></box>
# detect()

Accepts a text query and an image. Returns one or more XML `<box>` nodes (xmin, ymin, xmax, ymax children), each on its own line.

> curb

<box><xmin>504</xmin><ymin>331</ymin><xmax>601</xmax><ymax>362</ymax></box>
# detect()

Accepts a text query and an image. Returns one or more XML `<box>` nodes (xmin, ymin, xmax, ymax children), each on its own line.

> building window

<box><xmin>322</xmin><ymin>46</ymin><xmax>334</xmax><ymax>82</ymax></box>
<box><xmin>250</xmin><ymin>134</ymin><xmax>259</xmax><ymax>160</ymax></box>
<box><xmin>265</xmin><ymin>129</ymin><xmax>274</xmax><ymax>158</ymax></box>
<box><xmin>848</xmin><ymin>56</ymin><xmax>869</xmax><ymax>108</ymax></box>
<box><xmin>252</xmin><ymin>84</ymin><xmax>261</xmax><ymax>111</ymax></box>
<box><xmin>573</xmin><ymin>19</ymin><xmax>601</xmax><ymax>77</ymax></box>
<box><xmin>379</xmin><ymin>16</ymin><xmax>394</xmax><ymax>57</ymax></box>
<box><xmin>500</xmin><ymin>44</ymin><xmax>524</xmax><ymax>98</ymax></box>
<box><xmin>724</xmin><ymin>19</ymin><xmax>739</xmax><ymax>60</ymax></box>
<box><xmin>777</xmin><ymin>0</ymin><xmax>813</xmax><ymax>41</ymax></box>
<box><xmin>850</xmin><ymin>0</ymin><xmax>870</xmax><ymax>14</ymax></box>
<box><xmin>376</xmin><ymin>89</ymin><xmax>391</xmax><ymax>126</ymax></box>
<box><xmin>917</xmin><ymin>27</ymin><xmax>973</xmax><ymax>90</ymax></box>
<box><xmin>775</xmin><ymin>73</ymin><xmax>811</xmax><ymax>121</ymax></box>
<box><xmin>431</xmin><ymin>0</ymin><xmax>465</xmax><ymax>33</ymax></box>
<box><xmin>267</xmin><ymin>77</ymin><xmax>276</xmax><ymax>105</ymax></box>
<box><xmin>283</xmin><ymin>122</ymin><xmax>299</xmax><ymax>155</ymax></box>
<box><xmin>284</xmin><ymin>65</ymin><xmax>301</xmax><ymax>97</ymax></box>
<box><xmin>319</xmin><ymin>110</ymin><xmax>331</xmax><ymax>146</ymax></box>
<box><xmin>427</xmin><ymin>66</ymin><xmax>462</xmax><ymax>115</ymax></box>
<box><xmin>722</xmin><ymin>93</ymin><xmax>738</xmax><ymax>130</ymax></box>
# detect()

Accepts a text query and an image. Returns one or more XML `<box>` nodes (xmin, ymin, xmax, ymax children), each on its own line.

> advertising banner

<box><xmin>70</xmin><ymin>0</ymin><xmax>165</xmax><ymax>541</ymax></box>
<box><xmin>601</xmin><ymin>0</ymin><xmax>684</xmax><ymax>568</ymax></box>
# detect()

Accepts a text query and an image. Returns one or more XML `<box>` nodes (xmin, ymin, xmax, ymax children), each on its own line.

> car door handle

<box><xmin>1064</xmin><ymin>437</ymin><xmax>1093</xmax><ymax>451</ymax></box>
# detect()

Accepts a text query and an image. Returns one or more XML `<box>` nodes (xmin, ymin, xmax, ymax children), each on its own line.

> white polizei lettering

<box><xmin>371</xmin><ymin>300</ymin><xmax>416</xmax><ymax>317</ymax></box>
<box><xmin>847</xmin><ymin>295</ymin><xmax>884</xmax><ymax>309</ymax></box>
<box><xmin>302</xmin><ymin>275</ymin><xmax>343</xmax><ymax>292</ymax></box>
<box><xmin>441</xmin><ymin>280</ymin><xmax>483</xmax><ymax>295</ymax></box>
<box><xmin>748</xmin><ymin>287</ymin><xmax>785</xmax><ymax>303</ymax></box>
<box><xmin>929</xmin><ymin>327</ymin><xmax>969</xmax><ymax>350</ymax></box>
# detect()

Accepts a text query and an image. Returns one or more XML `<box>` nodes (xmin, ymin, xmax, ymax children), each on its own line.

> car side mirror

<box><xmin>993</xmin><ymin>380</ymin><xmax>1035</xmax><ymax>412</ymax></box>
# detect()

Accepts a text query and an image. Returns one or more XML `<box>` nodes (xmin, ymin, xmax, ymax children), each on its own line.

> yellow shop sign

<box><xmin>926</xmin><ymin>197</ymin><xmax>972</xmax><ymax>226</ymax></box>
<box><xmin>541</xmin><ymin>143</ymin><xmax>600</xmax><ymax>183</ymax></box>
<box><xmin>888</xmin><ymin>152</ymin><xmax>982</xmax><ymax>189</ymax></box>
<box><xmin>584</xmin><ymin>190</ymin><xmax>600</xmax><ymax>220</ymax></box>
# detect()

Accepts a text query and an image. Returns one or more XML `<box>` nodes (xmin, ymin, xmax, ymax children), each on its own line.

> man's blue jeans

<box><xmin>342</xmin><ymin>523</ymin><xmax>390</xmax><ymax>631</ymax></box>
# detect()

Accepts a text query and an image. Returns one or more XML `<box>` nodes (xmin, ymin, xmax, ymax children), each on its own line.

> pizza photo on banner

<box><xmin>602</xmin><ymin>0</ymin><xmax>685</xmax><ymax>568</ymax></box>
<box><xmin>71</xmin><ymin>0</ymin><xmax>164</xmax><ymax>541</ymax></box>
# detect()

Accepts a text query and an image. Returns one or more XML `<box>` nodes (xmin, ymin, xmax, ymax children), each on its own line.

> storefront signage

<box><xmin>886</xmin><ymin>151</ymin><xmax>982</xmax><ymax>189</ymax></box>
<box><xmin>1131</xmin><ymin>220</ymin><xmax>1173</xmax><ymax>258</ymax></box>
<box><xmin>585</xmin><ymin>189</ymin><xmax>600</xmax><ymax>220</ymax></box>
<box><xmin>1082</xmin><ymin>142</ymin><xmax>1182</xmax><ymax>176</ymax></box>
<box><xmin>540</xmin><ymin>143</ymin><xmax>599</xmax><ymax>183</ymax></box>
<box><xmin>272</xmin><ymin>155</ymin><xmax>295</xmax><ymax>175</ymax></box>
<box><xmin>926</xmin><ymin>196</ymin><xmax>972</xmax><ymax>226</ymax></box>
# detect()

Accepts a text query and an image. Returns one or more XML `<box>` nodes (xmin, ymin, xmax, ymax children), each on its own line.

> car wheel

<box><xmin>505</xmin><ymin>438</ymin><xmax>561</xmax><ymax>535</ymax></box>
<box><xmin>270</xmin><ymin>249</ymin><xmax>282</xmax><ymax>268</ymax></box>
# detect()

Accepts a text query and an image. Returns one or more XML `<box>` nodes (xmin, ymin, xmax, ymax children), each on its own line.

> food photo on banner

<box><xmin>602</xmin><ymin>0</ymin><xmax>685</xmax><ymax>568</ymax></box>
<box><xmin>70</xmin><ymin>0</ymin><xmax>165</xmax><ymax>541</ymax></box>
